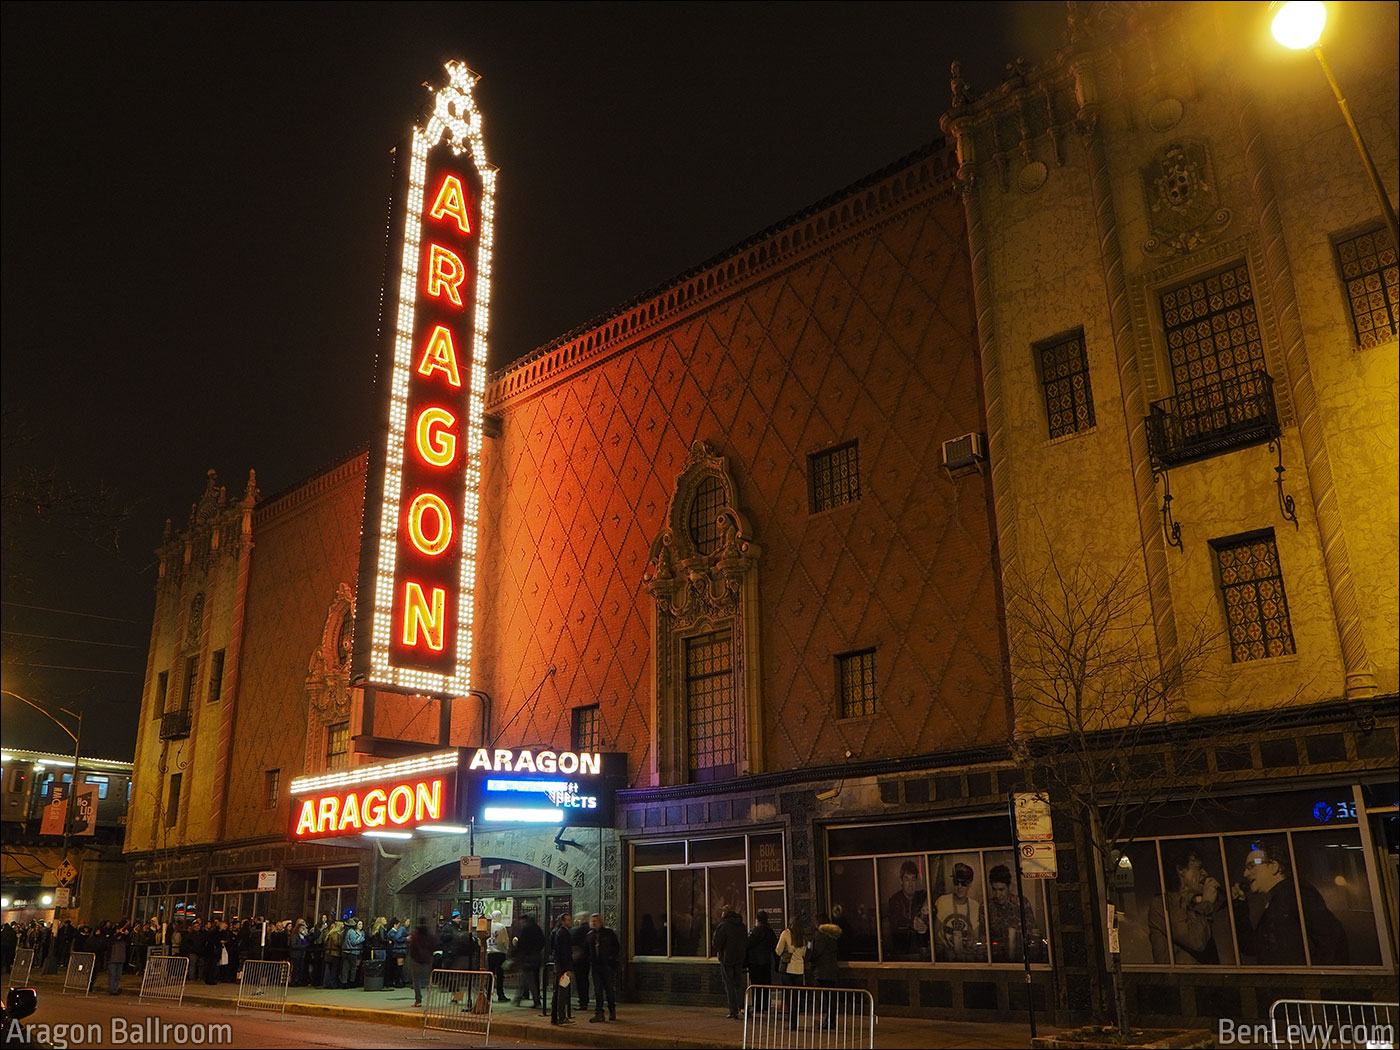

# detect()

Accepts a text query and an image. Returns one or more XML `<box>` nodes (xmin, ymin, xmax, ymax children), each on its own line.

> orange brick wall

<box><xmin>476</xmin><ymin>171</ymin><xmax>1007</xmax><ymax>786</ymax></box>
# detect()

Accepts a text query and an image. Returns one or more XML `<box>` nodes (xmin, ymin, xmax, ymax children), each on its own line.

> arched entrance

<box><xmin>403</xmin><ymin>858</ymin><xmax>578</xmax><ymax>937</ymax></box>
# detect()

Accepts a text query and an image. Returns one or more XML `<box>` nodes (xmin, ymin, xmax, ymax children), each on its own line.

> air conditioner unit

<box><xmin>942</xmin><ymin>432</ymin><xmax>988</xmax><ymax>478</ymax></box>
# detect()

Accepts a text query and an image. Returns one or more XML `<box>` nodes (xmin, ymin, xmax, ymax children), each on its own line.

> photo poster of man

<box><xmin>1116</xmin><ymin>831</ymin><xmax>1380</xmax><ymax>968</ymax></box>
<box><xmin>983</xmin><ymin>849</ymin><xmax>1049</xmax><ymax>963</ymax></box>
<box><xmin>929</xmin><ymin>852</ymin><xmax>986</xmax><ymax>963</ymax></box>
<box><xmin>878</xmin><ymin>854</ymin><xmax>931</xmax><ymax>960</ymax></box>
<box><xmin>1225</xmin><ymin>831</ymin><xmax>1380</xmax><ymax>967</ymax></box>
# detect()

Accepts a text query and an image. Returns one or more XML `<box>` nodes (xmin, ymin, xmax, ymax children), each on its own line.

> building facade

<box><xmin>941</xmin><ymin>0</ymin><xmax>1398</xmax><ymax>1025</ymax></box>
<box><xmin>123</xmin><ymin>0</ymin><xmax>1398</xmax><ymax>1026</ymax></box>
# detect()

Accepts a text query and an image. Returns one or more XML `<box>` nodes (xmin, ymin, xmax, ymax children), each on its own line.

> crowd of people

<box><xmin>711</xmin><ymin>908</ymin><xmax>845</xmax><ymax>1028</ymax></box>
<box><xmin>0</xmin><ymin>909</ymin><xmax>624</xmax><ymax>1013</ymax></box>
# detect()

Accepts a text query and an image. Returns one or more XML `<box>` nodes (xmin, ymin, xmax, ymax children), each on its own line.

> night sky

<box><xmin>1</xmin><ymin>2</ymin><xmax>1068</xmax><ymax>758</ymax></box>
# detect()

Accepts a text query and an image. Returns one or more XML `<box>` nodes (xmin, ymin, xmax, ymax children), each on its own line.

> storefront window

<box><xmin>131</xmin><ymin>877</ymin><xmax>200</xmax><ymax>925</ymax></box>
<box><xmin>825</xmin><ymin>817</ymin><xmax>1049</xmax><ymax>966</ymax></box>
<box><xmin>630</xmin><ymin>833</ymin><xmax>786</xmax><ymax>958</ymax></box>
<box><xmin>1116</xmin><ymin>786</ymin><xmax>1386</xmax><ymax>969</ymax></box>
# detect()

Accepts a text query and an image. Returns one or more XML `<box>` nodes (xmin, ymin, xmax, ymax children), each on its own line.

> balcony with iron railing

<box><xmin>159</xmin><ymin>709</ymin><xmax>191</xmax><ymax>740</ymax></box>
<box><xmin>1146</xmin><ymin>369</ymin><xmax>1281</xmax><ymax>470</ymax></box>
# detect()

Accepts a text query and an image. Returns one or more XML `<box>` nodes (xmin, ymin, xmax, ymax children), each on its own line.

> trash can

<box><xmin>362</xmin><ymin>948</ymin><xmax>386</xmax><ymax>991</ymax></box>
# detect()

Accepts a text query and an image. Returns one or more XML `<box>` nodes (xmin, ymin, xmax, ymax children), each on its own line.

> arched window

<box><xmin>643</xmin><ymin>442</ymin><xmax>763</xmax><ymax>786</ymax></box>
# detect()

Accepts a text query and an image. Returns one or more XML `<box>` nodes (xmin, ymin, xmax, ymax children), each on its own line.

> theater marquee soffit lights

<box><xmin>288</xmin><ymin>748</ymin><xmax>623</xmax><ymax>840</ymax></box>
<box><xmin>354</xmin><ymin>60</ymin><xmax>495</xmax><ymax>698</ymax></box>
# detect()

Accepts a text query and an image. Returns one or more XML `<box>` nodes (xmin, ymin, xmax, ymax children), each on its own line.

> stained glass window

<box><xmin>686</xmin><ymin>631</ymin><xmax>735</xmax><ymax>780</ymax></box>
<box><xmin>688</xmin><ymin>476</ymin><xmax>726</xmax><ymax>555</ymax></box>
<box><xmin>1214</xmin><ymin>532</ymin><xmax>1296</xmax><ymax>662</ymax></box>
<box><xmin>810</xmin><ymin>441</ymin><xmax>860</xmax><ymax>513</ymax></box>
<box><xmin>1161</xmin><ymin>262</ymin><xmax>1267</xmax><ymax>399</ymax></box>
<box><xmin>1038</xmin><ymin>331</ymin><xmax>1095</xmax><ymax>438</ymax></box>
<box><xmin>838</xmin><ymin>649</ymin><xmax>877</xmax><ymax>718</ymax></box>
<box><xmin>1334</xmin><ymin>226</ymin><xmax>1398</xmax><ymax>350</ymax></box>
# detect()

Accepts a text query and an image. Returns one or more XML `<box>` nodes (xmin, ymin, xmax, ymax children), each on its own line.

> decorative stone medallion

<box><xmin>1141</xmin><ymin>139</ymin><xmax>1231</xmax><ymax>254</ymax></box>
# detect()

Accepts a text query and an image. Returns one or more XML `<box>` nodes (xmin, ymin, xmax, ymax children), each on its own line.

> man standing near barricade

<box><xmin>549</xmin><ymin>913</ymin><xmax>575</xmax><ymax>1026</ymax></box>
<box><xmin>710</xmin><ymin>906</ymin><xmax>747</xmax><ymax>1020</ymax></box>
<box><xmin>587</xmin><ymin>913</ymin><xmax>619</xmax><ymax>1023</ymax></box>
<box><xmin>570</xmin><ymin>911</ymin><xmax>591</xmax><ymax>1015</ymax></box>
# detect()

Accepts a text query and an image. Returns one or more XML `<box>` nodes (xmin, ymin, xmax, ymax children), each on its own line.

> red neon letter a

<box><xmin>429</xmin><ymin>175</ymin><xmax>472</xmax><ymax>234</ymax></box>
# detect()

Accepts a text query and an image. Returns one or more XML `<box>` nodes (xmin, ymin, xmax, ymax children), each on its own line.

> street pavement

<box><xmin>18</xmin><ymin>971</ymin><xmax>1053</xmax><ymax>1048</ymax></box>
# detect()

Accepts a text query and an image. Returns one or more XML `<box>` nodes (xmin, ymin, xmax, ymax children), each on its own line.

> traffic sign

<box><xmin>1013</xmin><ymin>792</ymin><xmax>1053</xmax><ymax>841</ymax></box>
<box><xmin>54</xmin><ymin>859</ymin><xmax>77</xmax><ymax>886</ymax></box>
<box><xmin>1019</xmin><ymin>842</ymin><xmax>1058</xmax><ymax>879</ymax></box>
<box><xmin>460</xmin><ymin>855</ymin><xmax>482</xmax><ymax>879</ymax></box>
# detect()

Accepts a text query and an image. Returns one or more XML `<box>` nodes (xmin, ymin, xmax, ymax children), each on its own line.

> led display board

<box><xmin>353</xmin><ymin>61</ymin><xmax>495</xmax><ymax>698</ymax></box>
<box><xmin>459</xmin><ymin>750</ymin><xmax>627</xmax><ymax>828</ymax></box>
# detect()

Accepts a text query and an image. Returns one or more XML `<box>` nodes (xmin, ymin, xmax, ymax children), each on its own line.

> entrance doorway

<box><xmin>413</xmin><ymin>858</ymin><xmax>578</xmax><ymax>936</ymax></box>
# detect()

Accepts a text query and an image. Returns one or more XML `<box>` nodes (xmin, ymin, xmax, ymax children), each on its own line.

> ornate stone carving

<box><xmin>305</xmin><ymin>584</ymin><xmax>355</xmax><ymax>769</ymax></box>
<box><xmin>644</xmin><ymin>442</ymin><xmax>763</xmax><ymax>784</ymax></box>
<box><xmin>1142</xmin><ymin>140</ymin><xmax>1231</xmax><ymax>255</ymax></box>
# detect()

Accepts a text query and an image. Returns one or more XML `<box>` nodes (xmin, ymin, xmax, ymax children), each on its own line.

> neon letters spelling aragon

<box><xmin>292</xmin><ymin>777</ymin><xmax>447</xmax><ymax>838</ymax></box>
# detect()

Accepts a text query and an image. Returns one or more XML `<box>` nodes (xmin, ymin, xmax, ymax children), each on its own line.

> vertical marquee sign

<box><xmin>354</xmin><ymin>62</ymin><xmax>495</xmax><ymax>697</ymax></box>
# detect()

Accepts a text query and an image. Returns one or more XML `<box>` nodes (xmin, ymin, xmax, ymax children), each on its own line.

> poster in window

<box><xmin>877</xmin><ymin>854</ymin><xmax>930</xmax><ymax>961</ymax></box>
<box><xmin>1113</xmin><ymin>841</ymin><xmax>1162</xmax><ymax>965</ymax></box>
<box><xmin>929</xmin><ymin>852</ymin><xmax>987</xmax><ymax>963</ymax></box>
<box><xmin>828</xmin><ymin>859</ymin><xmax>878</xmax><ymax>961</ymax></box>
<box><xmin>1148</xmin><ymin>838</ymin><xmax>1236</xmax><ymax>965</ymax></box>
<box><xmin>984</xmin><ymin>849</ymin><xmax>1049</xmax><ymax>963</ymax></box>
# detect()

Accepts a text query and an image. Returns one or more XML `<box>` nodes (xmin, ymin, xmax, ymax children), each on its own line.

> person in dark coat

<box><xmin>569</xmin><ymin>915</ymin><xmax>591</xmax><ymax>1014</ymax></box>
<box><xmin>407</xmin><ymin>918</ymin><xmax>435</xmax><ymax>1007</ymax></box>
<box><xmin>1233</xmin><ymin>842</ymin><xmax>1348</xmax><ymax>965</ymax></box>
<box><xmin>107</xmin><ymin>924</ymin><xmax>131</xmax><ymax>995</ymax></box>
<box><xmin>549</xmin><ymin>914</ymin><xmax>575</xmax><ymax>1026</ymax></box>
<box><xmin>710</xmin><ymin>907</ymin><xmax>747</xmax><ymax>1019</ymax></box>
<box><xmin>587</xmin><ymin>912</ymin><xmax>621</xmax><ymax>1023</ymax></box>
<box><xmin>808</xmin><ymin>913</ymin><xmax>842</xmax><ymax>1029</ymax></box>
<box><xmin>511</xmin><ymin>915</ymin><xmax>545</xmax><ymax>1007</ymax></box>
<box><xmin>744</xmin><ymin>911</ymin><xmax>779</xmax><ymax>1010</ymax></box>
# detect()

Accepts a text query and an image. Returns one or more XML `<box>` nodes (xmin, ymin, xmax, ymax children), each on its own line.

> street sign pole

<box><xmin>1008</xmin><ymin>791</ymin><xmax>1037</xmax><ymax>1040</ymax></box>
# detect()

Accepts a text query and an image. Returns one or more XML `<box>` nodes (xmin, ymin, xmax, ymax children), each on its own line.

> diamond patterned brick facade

<box><xmin>477</xmin><ymin>151</ymin><xmax>1005</xmax><ymax>785</ymax></box>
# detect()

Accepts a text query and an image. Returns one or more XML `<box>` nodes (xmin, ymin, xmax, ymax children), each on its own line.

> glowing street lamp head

<box><xmin>1271</xmin><ymin>1</ymin><xmax>1326</xmax><ymax>49</ymax></box>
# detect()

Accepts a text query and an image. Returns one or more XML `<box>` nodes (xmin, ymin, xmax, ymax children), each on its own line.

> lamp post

<box><xmin>2</xmin><ymin>690</ymin><xmax>84</xmax><ymax>912</ymax></box>
<box><xmin>1271</xmin><ymin>1</ymin><xmax>1399</xmax><ymax>249</ymax></box>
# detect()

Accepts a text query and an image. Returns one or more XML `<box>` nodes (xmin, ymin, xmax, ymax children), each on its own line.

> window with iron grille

<box><xmin>166</xmin><ymin>773</ymin><xmax>182</xmax><ymax>828</ymax></box>
<box><xmin>809</xmin><ymin>441</ymin><xmax>860</xmax><ymax>513</ymax></box>
<box><xmin>153</xmin><ymin>670</ymin><xmax>168</xmax><ymax>718</ymax></box>
<box><xmin>181</xmin><ymin>654</ymin><xmax>199</xmax><ymax>709</ymax></box>
<box><xmin>1212</xmin><ymin>531</ymin><xmax>1296</xmax><ymax>662</ymax></box>
<box><xmin>572</xmin><ymin>705</ymin><xmax>600</xmax><ymax>753</ymax></box>
<box><xmin>208</xmin><ymin>649</ymin><xmax>226</xmax><ymax>703</ymax></box>
<box><xmin>1037</xmin><ymin>330</ymin><xmax>1095</xmax><ymax>438</ymax></box>
<box><xmin>326</xmin><ymin>721</ymin><xmax>350</xmax><ymax>770</ymax></box>
<box><xmin>688</xmin><ymin>476</ymin><xmax>726</xmax><ymax>556</ymax></box>
<box><xmin>1161</xmin><ymin>261</ymin><xmax>1267</xmax><ymax>400</ymax></box>
<box><xmin>685</xmin><ymin>631</ymin><xmax>735</xmax><ymax>781</ymax></box>
<box><xmin>1334</xmin><ymin>225</ymin><xmax>1398</xmax><ymax>349</ymax></box>
<box><xmin>265</xmin><ymin>769</ymin><xmax>280</xmax><ymax>810</ymax></box>
<box><xmin>837</xmin><ymin>649</ymin><xmax>877</xmax><ymax>718</ymax></box>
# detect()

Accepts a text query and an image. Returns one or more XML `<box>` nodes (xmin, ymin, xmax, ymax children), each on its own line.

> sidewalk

<box><xmin>24</xmin><ymin>971</ymin><xmax>1050</xmax><ymax>1049</ymax></box>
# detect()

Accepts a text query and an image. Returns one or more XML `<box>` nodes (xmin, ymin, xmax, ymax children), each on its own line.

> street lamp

<box><xmin>1271</xmin><ymin>1</ymin><xmax>1399</xmax><ymax>249</ymax></box>
<box><xmin>1</xmin><ymin>690</ymin><xmax>84</xmax><ymax>912</ymax></box>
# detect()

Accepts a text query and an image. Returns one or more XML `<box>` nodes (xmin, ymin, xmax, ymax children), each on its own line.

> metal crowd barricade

<box><xmin>422</xmin><ymin>968</ymin><xmax>494</xmax><ymax>1041</ymax></box>
<box><xmin>10</xmin><ymin>948</ymin><xmax>35</xmax><ymax>986</ymax></box>
<box><xmin>138</xmin><ymin>953</ymin><xmax>190</xmax><ymax>1006</ymax></box>
<box><xmin>235</xmin><ymin>959</ymin><xmax>292</xmax><ymax>1016</ymax></box>
<box><xmin>743</xmin><ymin>984</ymin><xmax>876</xmax><ymax>1049</ymax></box>
<box><xmin>1270</xmin><ymin>999</ymin><xmax>1398</xmax><ymax>1050</ymax></box>
<box><xmin>63</xmin><ymin>952</ymin><xmax>97</xmax><ymax>995</ymax></box>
